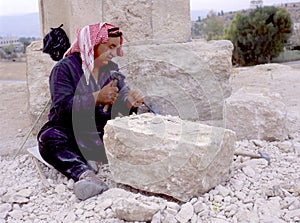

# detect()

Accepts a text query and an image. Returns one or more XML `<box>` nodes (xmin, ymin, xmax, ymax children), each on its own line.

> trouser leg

<box><xmin>38</xmin><ymin>126</ymin><xmax>90</xmax><ymax>181</ymax></box>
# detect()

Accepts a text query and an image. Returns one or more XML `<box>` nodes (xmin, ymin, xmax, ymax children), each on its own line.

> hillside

<box><xmin>218</xmin><ymin>2</ymin><xmax>300</xmax><ymax>26</ymax></box>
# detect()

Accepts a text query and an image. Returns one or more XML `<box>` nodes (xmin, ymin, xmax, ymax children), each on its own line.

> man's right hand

<box><xmin>93</xmin><ymin>80</ymin><xmax>119</xmax><ymax>106</ymax></box>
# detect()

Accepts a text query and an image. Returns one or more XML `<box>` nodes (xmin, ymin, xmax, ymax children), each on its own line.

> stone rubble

<box><xmin>0</xmin><ymin>135</ymin><xmax>300</xmax><ymax>223</ymax></box>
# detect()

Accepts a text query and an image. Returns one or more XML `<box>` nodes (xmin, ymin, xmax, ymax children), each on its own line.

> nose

<box><xmin>110</xmin><ymin>48</ymin><xmax>118</xmax><ymax>57</ymax></box>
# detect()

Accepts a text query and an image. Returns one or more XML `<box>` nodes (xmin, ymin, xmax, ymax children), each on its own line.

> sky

<box><xmin>0</xmin><ymin>0</ymin><xmax>295</xmax><ymax>16</ymax></box>
<box><xmin>190</xmin><ymin>0</ymin><xmax>294</xmax><ymax>12</ymax></box>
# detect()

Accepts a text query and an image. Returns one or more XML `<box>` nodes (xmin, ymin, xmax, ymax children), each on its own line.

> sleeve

<box><xmin>49</xmin><ymin>62</ymin><xmax>95</xmax><ymax>122</ymax></box>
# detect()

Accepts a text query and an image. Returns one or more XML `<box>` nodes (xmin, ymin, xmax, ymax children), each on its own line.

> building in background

<box><xmin>0</xmin><ymin>37</ymin><xmax>21</xmax><ymax>48</ymax></box>
<box><xmin>250</xmin><ymin>0</ymin><xmax>263</xmax><ymax>8</ymax></box>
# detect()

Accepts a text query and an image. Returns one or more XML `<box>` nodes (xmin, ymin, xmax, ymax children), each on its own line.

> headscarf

<box><xmin>64</xmin><ymin>22</ymin><xmax>123</xmax><ymax>85</ymax></box>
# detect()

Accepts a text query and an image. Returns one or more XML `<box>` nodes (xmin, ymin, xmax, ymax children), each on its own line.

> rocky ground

<box><xmin>0</xmin><ymin>61</ymin><xmax>300</xmax><ymax>222</ymax></box>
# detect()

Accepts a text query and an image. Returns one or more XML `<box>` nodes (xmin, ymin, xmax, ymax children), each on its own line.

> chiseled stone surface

<box><xmin>103</xmin><ymin>113</ymin><xmax>236</xmax><ymax>201</ymax></box>
<box><xmin>224</xmin><ymin>86</ymin><xmax>288</xmax><ymax>141</ymax></box>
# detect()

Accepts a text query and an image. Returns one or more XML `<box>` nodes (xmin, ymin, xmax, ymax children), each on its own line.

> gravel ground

<box><xmin>0</xmin><ymin>136</ymin><xmax>300</xmax><ymax>223</ymax></box>
<box><xmin>0</xmin><ymin>62</ymin><xmax>300</xmax><ymax>222</ymax></box>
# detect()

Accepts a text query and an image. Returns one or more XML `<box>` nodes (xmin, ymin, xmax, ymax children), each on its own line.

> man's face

<box><xmin>94</xmin><ymin>37</ymin><xmax>121</xmax><ymax>66</ymax></box>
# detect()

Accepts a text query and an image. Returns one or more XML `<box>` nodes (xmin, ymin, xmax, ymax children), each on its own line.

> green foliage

<box><xmin>191</xmin><ymin>11</ymin><xmax>225</xmax><ymax>40</ymax></box>
<box><xmin>202</xmin><ymin>11</ymin><xmax>225</xmax><ymax>41</ymax></box>
<box><xmin>225</xmin><ymin>6</ymin><xmax>292</xmax><ymax>66</ymax></box>
<box><xmin>3</xmin><ymin>44</ymin><xmax>15</xmax><ymax>55</ymax></box>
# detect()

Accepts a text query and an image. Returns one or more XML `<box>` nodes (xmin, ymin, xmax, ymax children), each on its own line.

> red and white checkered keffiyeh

<box><xmin>64</xmin><ymin>22</ymin><xmax>123</xmax><ymax>85</ymax></box>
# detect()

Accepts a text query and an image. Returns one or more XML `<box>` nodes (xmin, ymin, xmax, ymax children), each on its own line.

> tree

<box><xmin>202</xmin><ymin>11</ymin><xmax>225</xmax><ymax>41</ymax></box>
<box><xmin>225</xmin><ymin>6</ymin><xmax>292</xmax><ymax>66</ymax></box>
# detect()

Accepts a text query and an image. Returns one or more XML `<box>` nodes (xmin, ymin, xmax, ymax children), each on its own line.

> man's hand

<box><xmin>93</xmin><ymin>80</ymin><xmax>119</xmax><ymax>105</ymax></box>
<box><xmin>127</xmin><ymin>89</ymin><xmax>144</xmax><ymax>108</ymax></box>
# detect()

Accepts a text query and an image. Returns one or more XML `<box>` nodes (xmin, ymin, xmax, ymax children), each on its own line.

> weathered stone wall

<box><xmin>38</xmin><ymin>0</ymin><xmax>190</xmax><ymax>44</ymax></box>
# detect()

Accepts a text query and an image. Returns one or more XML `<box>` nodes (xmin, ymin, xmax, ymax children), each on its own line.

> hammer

<box><xmin>103</xmin><ymin>71</ymin><xmax>122</xmax><ymax>112</ymax></box>
<box><xmin>103</xmin><ymin>70</ymin><xmax>160</xmax><ymax>114</ymax></box>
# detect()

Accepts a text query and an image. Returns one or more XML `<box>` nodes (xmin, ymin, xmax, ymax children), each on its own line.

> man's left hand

<box><xmin>127</xmin><ymin>89</ymin><xmax>144</xmax><ymax>108</ymax></box>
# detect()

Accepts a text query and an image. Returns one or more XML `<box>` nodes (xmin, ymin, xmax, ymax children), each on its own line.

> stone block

<box><xmin>26</xmin><ymin>40</ymin><xmax>56</xmax><ymax>131</ymax></box>
<box><xmin>103</xmin><ymin>113</ymin><xmax>236</xmax><ymax>202</ymax></box>
<box><xmin>114</xmin><ymin>40</ymin><xmax>233</xmax><ymax>122</ymax></box>
<box><xmin>38</xmin><ymin>0</ymin><xmax>70</xmax><ymax>38</ymax></box>
<box><xmin>39</xmin><ymin>0</ymin><xmax>102</xmax><ymax>43</ymax></box>
<box><xmin>103</xmin><ymin>0</ymin><xmax>190</xmax><ymax>43</ymax></box>
<box><xmin>224</xmin><ymin>86</ymin><xmax>288</xmax><ymax>141</ymax></box>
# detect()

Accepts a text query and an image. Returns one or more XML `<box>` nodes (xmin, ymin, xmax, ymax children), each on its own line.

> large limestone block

<box><xmin>114</xmin><ymin>40</ymin><xmax>233</xmax><ymax>122</ymax></box>
<box><xmin>103</xmin><ymin>113</ymin><xmax>236</xmax><ymax>202</ymax></box>
<box><xmin>224</xmin><ymin>86</ymin><xmax>288</xmax><ymax>141</ymax></box>
<box><xmin>26</xmin><ymin>40</ymin><xmax>56</xmax><ymax>130</ymax></box>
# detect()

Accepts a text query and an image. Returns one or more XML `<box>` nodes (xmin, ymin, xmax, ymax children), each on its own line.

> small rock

<box><xmin>166</xmin><ymin>201</ymin><xmax>181</xmax><ymax>211</ymax></box>
<box><xmin>112</xmin><ymin>198</ymin><xmax>160</xmax><ymax>222</ymax></box>
<box><xmin>2</xmin><ymin>193</ymin><xmax>29</xmax><ymax>204</ymax></box>
<box><xmin>215</xmin><ymin>185</ymin><xmax>230</xmax><ymax>197</ymax></box>
<box><xmin>95</xmin><ymin>198</ymin><xmax>113</xmax><ymax>212</ymax></box>
<box><xmin>193</xmin><ymin>200</ymin><xmax>205</xmax><ymax>214</ymax></box>
<box><xmin>251</xmin><ymin>140</ymin><xmax>265</xmax><ymax>148</ymax></box>
<box><xmin>165</xmin><ymin>207</ymin><xmax>178</xmax><ymax>216</ymax></box>
<box><xmin>277</xmin><ymin>141</ymin><xmax>294</xmax><ymax>153</ymax></box>
<box><xmin>214</xmin><ymin>195</ymin><xmax>224</xmax><ymax>203</ymax></box>
<box><xmin>151</xmin><ymin>211</ymin><xmax>161</xmax><ymax>223</ymax></box>
<box><xmin>162</xmin><ymin>212</ymin><xmax>177</xmax><ymax>223</ymax></box>
<box><xmin>230</xmin><ymin>178</ymin><xmax>244</xmax><ymax>191</ymax></box>
<box><xmin>63</xmin><ymin>211</ymin><xmax>76</xmax><ymax>222</ymax></box>
<box><xmin>175</xmin><ymin>202</ymin><xmax>194</xmax><ymax>223</ymax></box>
<box><xmin>294</xmin><ymin>142</ymin><xmax>300</xmax><ymax>156</ymax></box>
<box><xmin>190</xmin><ymin>197</ymin><xmax>198</xmax><ymax>205</ymax></box>
<box><xmin>284</xmin><ymin>209</ymin><xmax>300</xmax><ymax>219</ymax></box>
<box><xmin>0</xmin><ymin>203</ymin><xmax>12</xmax><ymax>219</ymax></box>
<box><xmin>66</xmin><ymin>179</ymin><xmax>74</xmax><ymax>190</ymax></box>
<box><xmin>190</xmin><ymin>213</ymin><xmax>198</xmax><ymax>223</ymax></box>
<box><xmin>235</xmin><ymin>191</ymin><xmax>246</xmax><ymax>201</ymax></box>
<box><xmin>16</xmin><ymin>188</ymin><xmax>32</xmax><ymax>197</ymax></box>
<box><xmin>9</xmin><ymin>209</ymin><xmax>23</xmax><ymax>220</ymax></box>
<box><xmin>55</xmin><ymin>184</ymin><xmax>66</xmax><ymax>194</ymax></box>
<box><xmin>210</xmin><ymin>218</ymin><xmax>229</xmax><ymax>223</ymax></box>
<box><xmin>0</xmin><ymin>188</ymin><xmax>7</xmax><ymax>197</ymax></box>
<box><xmin>242</xmin><ymin>166</ymin><xmax>256</xmax><ymax>178</ymax></box>
<box><xmin>84</xmin><ymin>201</ymin><xmax>96</xmax><ymax>211</ymax></box>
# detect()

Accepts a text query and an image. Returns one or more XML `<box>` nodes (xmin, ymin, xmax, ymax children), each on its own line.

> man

<box><xmin>38</xmin><ymin>22</ymin><xmax>144</xmax><ymax>200</ymax></box>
